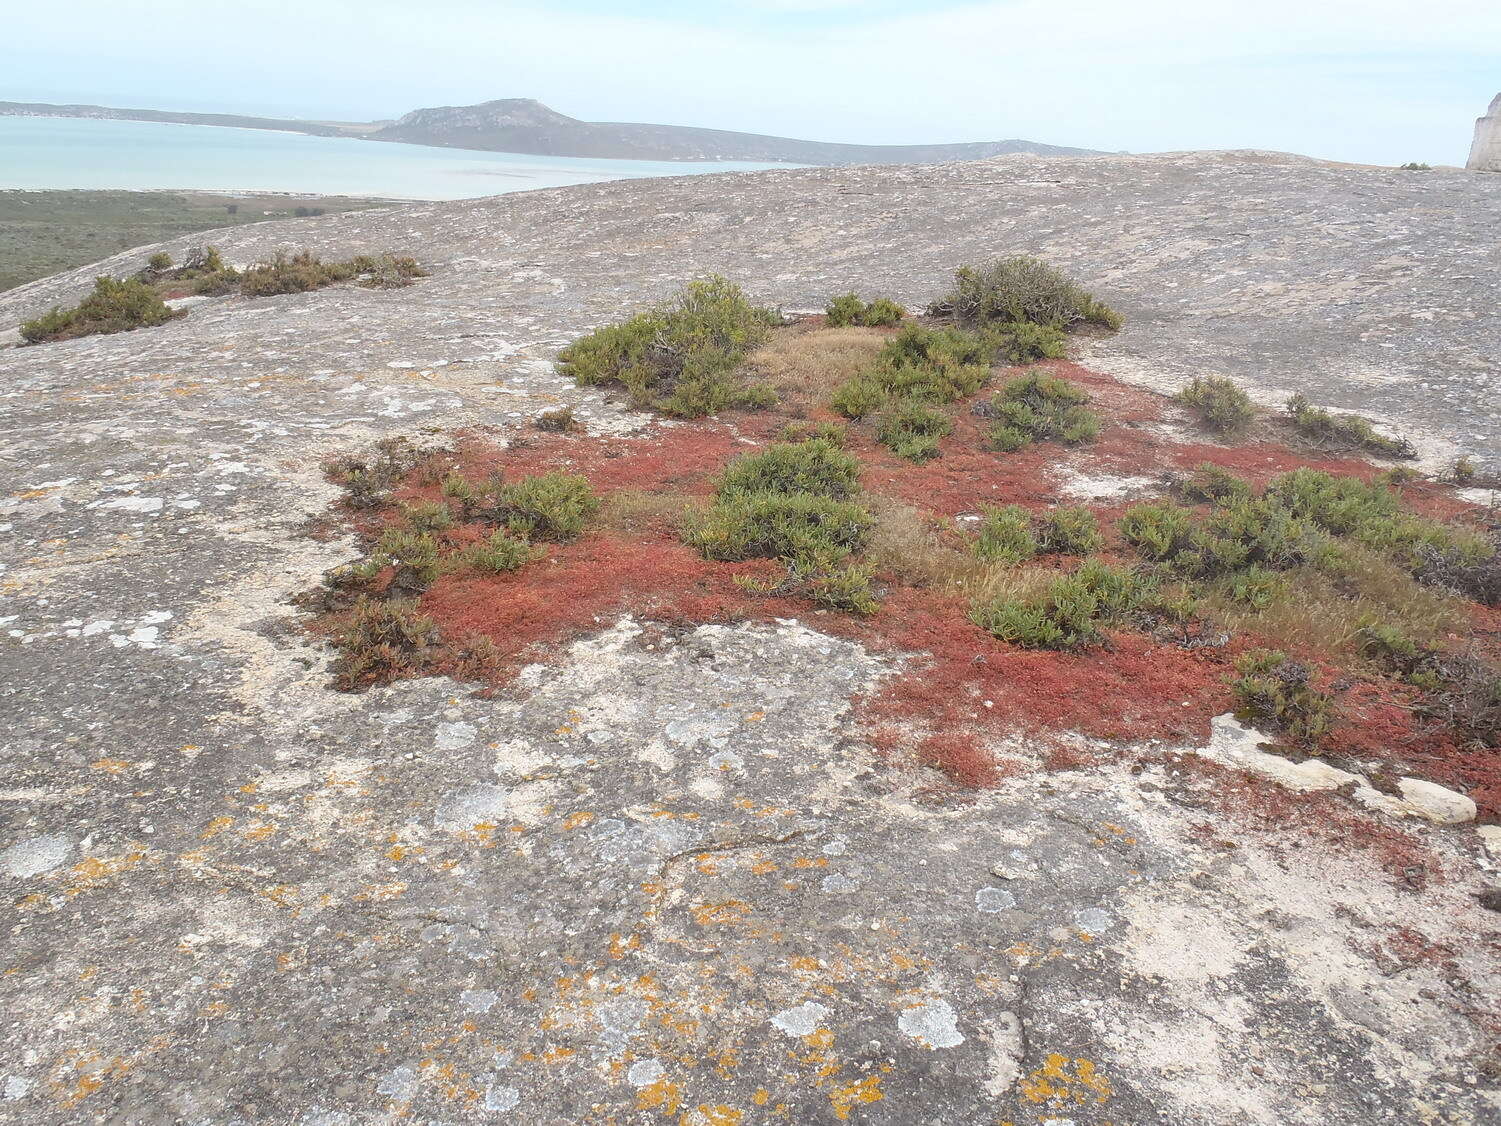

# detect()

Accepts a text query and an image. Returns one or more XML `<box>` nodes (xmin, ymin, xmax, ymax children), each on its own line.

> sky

<box><xmin>5</xmin><ymin>0</ymin><xmax>1498</xmax><ymax>165</ymax></box>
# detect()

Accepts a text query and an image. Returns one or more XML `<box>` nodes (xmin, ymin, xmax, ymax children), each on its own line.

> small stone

<box><xmin>990</xmin><ymin>864</ymin><xmax>1021</xmax><ymax>880</ymax></box>
<box><xmin>1395</xmin><ymin>778</ymin><xmax>1476</xmax><ymax>825</ymax></box>
<box><xmin>1476</xmin><ymin>889</ymin><xmax>1501</xmax><ymax>913</ymax></box>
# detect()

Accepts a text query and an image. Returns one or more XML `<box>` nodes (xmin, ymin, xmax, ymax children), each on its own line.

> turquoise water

<box><xmin>0</xmin><ymin>115</ymin><xmax>783</xmax><ymax>200</ymax></box>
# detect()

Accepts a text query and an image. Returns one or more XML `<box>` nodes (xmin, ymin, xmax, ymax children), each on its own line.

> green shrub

<box><xmin>485</xmin><ymin>472</ymin><xmax>598</xmax><ymax>541</ymax></box>
<box><xmin>400</xmin><ymin>499</ymin><xmax>454</xmax><ymax>533</ymax></box>
<box><xmin>331</xmin><ymin>597</ymin><xmax>435</xmax><ymax>690</ymax></box>
<box><xmin>875</xmin><ymin>400</ymin><xmax>952</xmax><ymax>462</ymax></box>
<box><xmin>1176</xmin><ymin>376</ymin><xmax>1255</xmax><ymax>436</ymax></box>
<box><xmin>973</xmin><ymin>505</ymin><xmax>1038</xmax><ymax>563</ymax></box>
<box><xmin>1224</xmin><ymin>566</ymin><xmax>1284</xmax><ymax>609</ymax></box>
<box><xmin>830</xmin><ymin>374</ymin><xmax>889</xmax><ymax>419</ymax></box>
<box><xmin>683</xmin><ymin>491</ymin><xmax>874</xmax><ymax>563</ymax></box>
<box><xmin>1285</xmin><ymin>394</ymin><xmax>1415</xmax><ymax>458</ymax></box>
<box><xmin>988</xmin><ymin>321</ymin><xmax>1067</xmax><ymax>364</ymax></box>
<box><xmin>146</xmin><ymin>251</ymin><xmax>173</xmax><ymax>272</ymax></box>
<box><xmin>779</xmin><ymin>421</ymin><xmax>847</xmax><ymax>445</ymax></box>
<box><xmin>1398</xmin><ymin>162</ymin><xmax>1431</xmax><ymax>171</ymax></box>
<box><xmin>970</xmin><ymin>560</ymin><xmax>1147</xmax><ymax>649</ymax></box>
<box><xmin>987</xmin><ymin>371</ymin><xmax>1100</xmax><ymax>451</ymax></box>
<box><xmin>1119</xmin><ymin>501</ymin><xmax>1196</xmax><ymax>561</ymax></box>
<box><xmin>21</xmin><ymin>276</ymin><xmax>180</xmax><ymax>343</ymax></box>
<box><xmin>374</xmin><ymin>528</ymin><xmax>443</xmax><ymax>591</ymax></box>
<box><xmin>328</xmin><ymin>437</ymin><xmax>424</xmax><ymax>509</ymax></box>
<box><xmin>1450</xmin><ymin>457</ymin><xmax>1477</xmax><ymax>485</ymax></box>
<box><xmin>1035</xmin><ymin>507</ymin><xmax>1103</xmax><ymax>555</ymax></box>
<box><xmin>352</xmin><ymin>253</ymin><xmax>427</xmax><ymax>289</ymax></box>
<box><xmin>1231</xmin><ymin>649</ymin><xmax>1333</xmax><ymax>745</ymax></box>
<box><xmin>716</xmin><ymin>439</ymin><xmax>862</xmax><ymax>500</ymax></box>
<box><xmin>1174</xmin><ymin>463</ymin><xmax>1253</xmax><ymax>505</ymax></box>
<box><xmin>463</xmin><ymin>531</ymin><xmax>536</xmax><ymax>573</ymax></box>
<box><xmin>825</xmin><ymin>293</ymin><xmax>905</xmax><ymax>328</ymax></box>
<box><xmin>930</xmin><ymin>256</ymin><xmax>1122</xmax><ymax>331</ymax></box>
<box><xmin>558</xmin><ymin>276</ymin><xmax>778</xmax><ymax>418</ymax></box>
<box><xmin>825</xmin><ymin>293</ymin><xmax>866</xmax><ymax>327</ymax></box>
<box><xmin>239</xmin><ymin>250</ymin><xmax>359</xmax><ymax>297</ymax></box>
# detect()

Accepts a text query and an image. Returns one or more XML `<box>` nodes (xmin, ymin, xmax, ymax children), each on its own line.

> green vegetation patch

<box><xmin>970</xmin><ymin>559</ymin><xmax>1149</xmax><ymax>649</ymax></box>
<box><xmin>929</xmin><ymin>256</ymin><xmax>1122</xmax><ymax>331</ymax></box>
<box><xmin>825</xmin><ymin>293</ymin><xmax>905</xmax><ymax>327</ymax></box>
<box><xmin>683</xmin><ymin>439</ymin><xmax>879</xmax><ymax>613</ymax></box>
<box><xmin>1176</xmin><ymin>376</ymin><xmax>1255</xmax><ymax>436</ymax></box>
<box><xmin>238</xmin><ymin>250</ymin><xmax>425</xmax><ymax>297</ymax></box>
<box><xmin>875</xmin><ymin>400</ymin><xmax>952</xmax><ymax>463</ymax></box>
<box><xmin>558</xmin><ymin>276</ymin><xmax>780</xmax><ymax>418</ymax></box>
<box><xmin>21</xmin><ymin>275</ymin><xmax>181</xmax><ymax>343</ymax></box>
<box><xmin>1230</xmin><ymin>649</ymin><xmax>1334</xmax><ymax>746</ymax></box>
<box><xmin>1285</xmin><ymin>394</ymin><xmax>1415</xmax><ymax>459</ymax></box>
<box><xmin>987</xmin><ymin>370</ymin><xmax>1101</xmax><ymax>451</ymax></box>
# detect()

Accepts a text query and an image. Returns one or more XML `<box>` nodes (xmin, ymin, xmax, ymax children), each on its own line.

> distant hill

<box><xmin>1</xmin><ymin>98</ymin><xmax>1106</xmax><ymax>165</ymax></box>
<box><xmin>367</xmin><ymin>98</ymin><xmax>1107</xmax><ymax>163</ymax></box>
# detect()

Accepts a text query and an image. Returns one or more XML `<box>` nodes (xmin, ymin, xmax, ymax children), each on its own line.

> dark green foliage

<box><xmin>1119</xmin><ymin>502</ymin><xmax>1196</xmax><ymax>562</ymax></box>
<box><xmin>930</xmin><ymin>256</ymin><xmax>1122</xmax><ymax>331</ymax></box>
<box><xmin>399</xmin><ymin>499</ymin><xmax>455</xmax><ymax>533</ymax></box>
<box><xmin>374</xmin><ymin>528</ymin><xmax>443</xmax><ymax>592</ymax></box>
<box><xmin>1398</xmin><ymin>162</ymin><xmax>1431</xmax><ymax>171</ymax></box>
<box><xmin>875</xmin><ymin>400</ymin><xmax>952</xmax><ymax>462</ymax></box>
<box><xmin>829</xmin><ymin>376</ymin><xmax>889</xmax><ymax>420</ymax></box>
<box><xmin>1285</xmin><ymin>394</ymin><xmax>1415</xmax><ymax>458</ymax></box>
<box><xmin>21</xmin><ymin>276</ymin><xmax>180</xmax><ymax>343</ymax></box>
<box><xmin>1176</xmin><ymin>376</ymin><xmax>1255</xmax><ymax>436</ymax></box>
<box><xmin>987</xmin><ymin>371</ymin><xmax>1100</xmax><ymax>451</ymax></box>
<box><xmin>1035</xmin><ymin>507</ymin><xmax>1103</xmax><ymax>555</ymax></box>
<box><xmin>1449</xmin><ymin>457</ymin><xmax>1477</xmax><ymax>485</ymax></box>
<box><xmin>558</xmin><ymin>276</ymin><xmax>779</xmax><ymax>418</ymax></box>
<box><xmin>1231</xmin><ymin>649</ymin><xmax>1334</xmax><ymax>745</ymax></box>
<box><xmin>987</xmin><ymin>321</ymin><xmax>1067</xmax><ymax>364</ymax></box>
<box><xmin>973</xmin><ymin>505</ymin><xmax>1037</xmax><ymax>563</ymax></box>
<box><xmin>146</xmin><ymin>251</ymin><xmax>173</xmax><ymax>272</ymax></box>
<box><xmin>331</xmin><ymin>597</ymin><xmax>435</xmax><ymax>690</ymax></box>
<box><xmin>462</xmin><ymin>531</ymin><xmax>536</xmax><ymax>573</ymax></box>
<box><xmin>238</xmin><ymin>250</ymin><xmax>359</xmax><ymax>296</ymax></box>
<box><xmin>825</xmin><ymin>293</ymin><xmax>905</xmax><ymax>328</ymax></box>
<box><xmin>1174</xmin><ymin>463</ymin><xmax>1253</xmax><ymax>505</ymax></box>
<box><xmin>970</xmin><ymin>560</ymin><xmax>1148</xmax><ymax>649</ymax></box>
<box><xmin>1120</xmin><ymin>496</ymin><xmax>1310</xmax><ymax>578</ymax></box>
<box><xmin>1224</xmin><ymin>566</ymin><xmax>1284</xmax><ymax>609</ymax></box>
<box><xmin>684</xmin><ymin>491</ymin><xmax>874</xmax><ymax>563</ymax></box>
<box><xmin>716</xmin><ymin>439</ymin><xmax>863</xmax><ymax>500</ymax></box>
<box><xmin>485</xmin><ymin>472</ymin><xmax>598</xmax><ymax>541</ymax></box>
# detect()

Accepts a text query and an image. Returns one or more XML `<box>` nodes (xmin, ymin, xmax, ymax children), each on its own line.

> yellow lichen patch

<box><xmin>789</xmin><ymin>956</ymin><xmax>821</xmax><ymax>973</ymax></box>
<box><xmin>454</xmin><ymin>822</ymin><xmax>499</xmax><ymax>847</ymax></box>
<box><xmin>89</xmin><ymin>758</ymin><xmax>131</xmax><ymax>774</ymax></box>
<box><xmin>686</xmin><ymin>1105</ymin><xmax>743</xmax><ymax>1126</ymax></box>
<box><xmin>563</xmin><ymin>811</ymin><xmax>596</xmax><ymax>831</ymax></box>
<box><xmin>243</xmin><ymin>823</ymin><xmax>277</xmax><ymax>841</ymax></box>
<box><xmin>828</xmin><ymin>1075</ymin><xmax>883</xmax><ymax>1120</ymax></box>
<box><xmin>356</xmin><ymin>882</ymin><xmax>408</xmax><ymax>903</ymax></box>
<box><xmin>609</xmin><ymin>932</ymin><xmax>642</xmax><ymax>961</ymax></box>
<box><xmin>1018</xmin><ymin>1054</ymin><xmax>1112</xmax><ymax>1107</ymax></box>
<box><xmin>690</xmin><ymin>900</ymin><xmax>749</xmax><ymax>927</ymax></box>
<box><xmin>65</xmin><ymin>849</ymin><xmax>147</xmax><ymax>895</ymax></box>
<box><xmin>752</xmin><ymin>1088</ymin><xmax>770</xmax><ymax>1106</ymax></box>
<box><xmin>695</xmin><ymin>856</ymin><xmax>721</xmax><ymax>876</ymax></box>
<box><xmin>636</xmin><ymin>1077</ymin><xmax>683</xmax><ymax>1115</ymax></box>
<box><xmin>257</xmin><ymin>884</ymin><xmax>301</xmax><ymax>910</ymax></box>
<box><xmin>200</xmin><ymin>816</ymin><xmax>234</xmax><ymax>840</ymax></box>
<box><xmin>750</xmin><ymin>858</ymin><xmax>778</xmax><ymax>875</ymax></box>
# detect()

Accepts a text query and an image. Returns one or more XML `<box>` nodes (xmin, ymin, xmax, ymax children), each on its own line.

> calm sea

<box><xmin>0</xmin><ymin>115</ymin><xmax>784</xmax><ymax>200</ymax></box>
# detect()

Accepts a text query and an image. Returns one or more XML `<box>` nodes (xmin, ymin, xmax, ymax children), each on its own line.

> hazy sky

<box><xmin>6</xmin><ymin>0</ymin><xmax>1498</xmax><ymax>164</ymax></box>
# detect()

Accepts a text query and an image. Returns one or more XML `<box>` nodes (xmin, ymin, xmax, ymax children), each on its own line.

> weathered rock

<box><xmin>1468</xmin><ymin>93</ymin><xmax>1501</xmax><ymax>173</ymax></box>
<box><xmin>1394</xmin><ymin>777</ymin><xmax>1478</xmax><ymax>825</ymax></box>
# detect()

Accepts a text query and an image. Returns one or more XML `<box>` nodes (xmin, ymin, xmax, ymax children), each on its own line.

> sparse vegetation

<box><xmin>1176</xmin><ymin>376</ymin><xmax>1255</xmax><ymax>436</ymax></box>
<box><xmin>1397</xmin><ymin>162</ymin><xmax>1432</xmax><ymax>171</ymax></box>
<box><xmin>986</xmin><ymin>370</ymin><xmax>1101</xmax><ymax>451</ymax></box>
<box><xmin>331</xmin><ymin>597</ymin><xmax>435</xmax><ymax>690</ymax></box>
<box><xmin>825</xmin><ymin>293</ymin><xmax>905</xmax><ymax>327</ymax></box>
<box><xmin>21</xmin><ymin>275</ymin><xmax>181</xmax><ymax>343</ymax></box>
<box><xmin>875</xmin><ymin>400</ymin><xmax>952</xmax><ymax>462</ymax></box>
<box><xmin>535</xmin><ymin>406</ymin><xmax>577</xmax><ymax>432</ymax></box>
<box><xmin>484</xmin><ymin>472</ymin><xmax>598</xmax><ymax>541</ymax></box>
<box><xmin>238</xmin><ymin>250</ymin><xmax>357</xmax><ymax>296</ymax></box>
<box><xmin>970</xmin><ymin>560</ymin><xmax>1148</xmax><ymax>649</ymax></box>
<box><xmin>326</xmin><ymin>437</ymin><xmax>424</xmax><ymax>509</ymax></box>
<box><xmin>558</xmin><ymin>276</ymin><xmax>779</xmax><ymax>418</ymax></box>
<box><xmin>929</xmin><ymin>256</ymin><xmax>1122</xmax><ymax>331</ymax></box>
<box><xmin>1231</xmin><ymin>649</ymin><xmax>1334</xmax><ymax>745</ymax></box>
<box><xmin>1285</xmin><ymin>394</ymin><xmax>1415</xmax><ymax>458</ymax></box>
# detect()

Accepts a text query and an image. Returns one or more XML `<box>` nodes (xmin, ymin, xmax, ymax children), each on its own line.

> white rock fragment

<box><xmin>1392</xmin><ymin>778</ymin><xmax>1476</xmax><ymax>825</ymax></box>
<box><xmin>1</xmin><ymin>834</ymin><xmax>72</xmax><ymax>878</ymax></box>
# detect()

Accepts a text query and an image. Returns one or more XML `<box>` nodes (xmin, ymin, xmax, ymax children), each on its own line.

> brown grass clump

<box><xmin>746</xmin><ymin>325</ymin><xmax>890</xmax><ymax>410</ymax></box>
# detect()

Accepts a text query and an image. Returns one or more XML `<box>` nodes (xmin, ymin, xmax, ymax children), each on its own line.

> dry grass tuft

<box><xmin>747</xmin><ymin>325</ymin><xmax>890</xmax><ymax>409</ymax></box>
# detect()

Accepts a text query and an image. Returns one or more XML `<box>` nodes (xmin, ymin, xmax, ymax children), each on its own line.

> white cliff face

<box><xmin>1468</xmin><ymin>93</ymin><xmax>1501</xmax><ymax>172</ymax></box>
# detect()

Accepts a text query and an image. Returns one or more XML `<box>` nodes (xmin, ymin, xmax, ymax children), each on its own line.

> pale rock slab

<box><xmin>1468</xmin><ymin>93</ymin><xmax>1501</xmax><ymax>173</ymax></box>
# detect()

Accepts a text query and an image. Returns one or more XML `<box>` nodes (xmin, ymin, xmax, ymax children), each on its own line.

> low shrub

<box><xmin>973</xmin><ymin>505</ymin><xmax>1037</xmax><ymax>564</ymax></box>
<box><xmin>399</xmin><ymin>499</ymin><xmax>455</xmax><ymax>533</ymax></box>
<box><xmin>987</xmin><ymin>321</ymin><xmax>1067</xmax><ymax>364</ymax></box>
<box><xmin>331</xmin><ymin>597</ymin><xmax>435</xmax><ymax>690</ymax></box>
<box><xmin>1119</xmin><ymin>501</ymin><xmax>1196</xmax><ymax>562</ymax></box>
<box><xmin>484</xmin><ymin>471</ymin><xmax>598</xmax><ymax>541</ymax></box>
<box><xmin>1173</xmin><ymin>463</ymin><xmax>1253</xmax><ymax>505</ymax></box>
<box><xmin>683</xmin><ymin>491</ymin><xmax>874</xmax><ymax>563</ymax></box>
<box><xmin>21</xmin><ymin>276</ymin><xmax>181</xmax><ymax>343</ymax></box>
<box><xmin>875</xmin><ymin>400</ymin><xmax>952</xmax><ymax>462</ymax></box>
<box><xmin>1398</xmin><ymin>162</ymin><xmax>1431</xmax><ymax>171</ymax></box>
<box><xmin>374</xmin><ymin>528</ymin><xmax>443</xmax><ymax>592</ymax></box>
<box><xmin>987</xmin><ymin>371</ymin><xmax>1100</xmax><ymax>451</ymax></box>
<box><xmin>558</xmin><ymin>276</ymin><xmax>779</xmax><ymax>418</ymax></box>
<box><xmin>1230</xmin><ymin>649</ymin><xmax>1334</xmax><ymax>745</ymax></box>
<box><xmin>352</xmin><ymin>253</ymin><xmax>427</xmax><ymax>289</ymax></box>
<box><xmin>779</xmin><ymin>421</ymin><xmax>847</xmax><ymax>446</ymax></box>
<box><xmin>929</xmin><ymin>256</ymin><xmax>1122</xmax><ymax>331</ymax></box>
<box><xmin>239</xmin><ymin>250</ymin><xmax>358</xmax><ymax>297</ymax></box>
<box><xmin>716</xmin><ymin>439</ymin><xmax>863</xmax><ymax>500</ymax></box>
<box><xmin>1035</xmin><ymin>506</ymin><xmax>1103</xmax><ymax>555</ymax></box>
<box><xmin>462</xmin><ymin>530</ymin><xmax>536</xmax><ymax>573</ymax></box>
<box><xmin>829</xmin><ymin>375</ymin><xmax>888</xmax><ymax>419</ymax></box>
<box><xmin>825</xmin><ymin>293</ymin><xmax>905</xmax><ymax>328</ymax></box>
<box><xmin>327</xmin><ymin>437</ymin><xmax>424</xmax><ymax>509</ymax></box>
<box><xmin>1285</xmin><ymin>394</ymin><xmax>1415</xmax><ymax>458</ymax></box>
<box><xmin>1176</xmin><ymin>376</ymin><xmax>1255</xmax><ymax>436</ymax></box>
<box><xmin>1449</xmin><ymin>457</ymin><xmax>1478</xmax><ymax>485</ymax></box>
<box><xmin>970</xmin><ymin>559</ymin><xmax>1147</xmax><ymax>649</ymax></box>
<box><xmin>535</xmin><ymin>406</ymin><xmax>577</xmax><ymax>432</ymax></box>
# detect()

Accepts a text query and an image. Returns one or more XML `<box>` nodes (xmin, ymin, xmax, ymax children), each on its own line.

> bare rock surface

<box><xmin>1469</xmin><ymin>94</ymin><xmax>1501</xmax><ymax>173</ymax></box>
<box><xmin>2</xmin><ymin>151</ymin><xmax>1500</xmax><ymax>1123</ymax></box>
